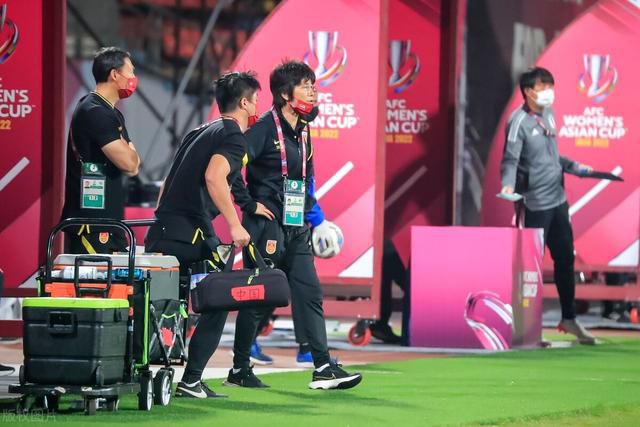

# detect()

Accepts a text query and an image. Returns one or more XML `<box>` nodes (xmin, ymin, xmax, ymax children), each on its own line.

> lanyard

<box><xmin>271</xmin><ymin>107</ymin><xmax>306</xmax><ymax>179</ymax></box>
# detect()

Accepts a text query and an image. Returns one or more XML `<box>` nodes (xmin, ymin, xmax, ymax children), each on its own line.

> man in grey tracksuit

<box><xmin>500</xmin><ymin>67</ymin><xmax>596</xmax><ymax>345</ymax></box>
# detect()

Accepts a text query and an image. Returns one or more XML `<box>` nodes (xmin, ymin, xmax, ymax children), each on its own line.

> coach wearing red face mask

<box><xmin>229</xmin><ymin>61</ymin><xmax>362</xmax><ymax>391</ymax></box>
<box><xmin>61</xmin><ymin>47</ymin><xmax>141</xmax><ymax>254</ymax></box>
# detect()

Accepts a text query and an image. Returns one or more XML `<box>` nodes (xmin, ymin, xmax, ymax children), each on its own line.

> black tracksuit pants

<box><xmin>145</xmin><ymin>225</ymin><xmax>227</xmax><ymax>383</ymax></box>
<box><xmin>379</xmin><ymin>239</ymin><xmax>409</xmax><ymax>324</ymax></box>
<box><xmin>524</xmin><ymin>201</ymin><xmax>576</xmax><ymax>320</ymax></box>
<box><xmin>254</xmin><ymin>240</ymin><xmax>411</xmax><ymax>344</ymax></box>
<box><xmin>233</xmin><ymin>215</ymin><xmax>331</xmax><ymax>369</ymax></box>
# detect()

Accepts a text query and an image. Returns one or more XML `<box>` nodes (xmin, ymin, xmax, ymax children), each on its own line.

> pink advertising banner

<box><xmin>481</xmin><ymin>0</ymin><xmax>640</xmax><ymax>271</ymax></box>
<box><xmin>410</xmin><ymin>226</ymin><xmax>543</xmax><ymax>349</ymax></box>
<box><xmin>209</xmin><ymin>0</ymin><xmax>388</xmax><ymax>283</ymax></box>
<box><xmin>385</xmin><ymin>0</ymin><xmax>453</xmax><ymax>264</ymax></box>
<box><xmin>0</xmin><ymin>0</ymin><xmax>43</xmax><ymax>289</ymax></box>
<box><xmin>0</xmin><ymin>0</ymin><xmax>65</xmax><ymax>292</ymax></box>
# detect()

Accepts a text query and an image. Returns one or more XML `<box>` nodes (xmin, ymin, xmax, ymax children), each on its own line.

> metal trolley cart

<box><xmin>10</xmin><ymin>218</ymin><xmax>185</xmax><ymax>415</ymax></box>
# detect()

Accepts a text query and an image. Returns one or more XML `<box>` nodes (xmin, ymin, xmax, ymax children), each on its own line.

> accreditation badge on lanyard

<box><xmin>80</xmin><ymin>162</ymin><xmax>107</xmax><ymax>209</ymax></box>
<box><xmin>272</xmin><ymin>108</ymin><xmax>306</xmax><ymax>227</ymax></box>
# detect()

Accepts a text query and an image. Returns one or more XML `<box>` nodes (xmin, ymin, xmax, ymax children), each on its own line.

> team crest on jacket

<box><xmin>99</xmin><ymin>232</ymin><xmax>110</xmax><ymax>244</ymax></box>
<box><xmin>266</xmin><ymin>240</ymin><xmax>277</xmax><ymax>255</ymax></box>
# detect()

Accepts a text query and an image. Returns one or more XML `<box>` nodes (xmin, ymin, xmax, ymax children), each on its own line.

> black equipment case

<box><xmin>22</xmin><ymin>297</ymin><xmax>128</xmax><ymax>386</ymax></box>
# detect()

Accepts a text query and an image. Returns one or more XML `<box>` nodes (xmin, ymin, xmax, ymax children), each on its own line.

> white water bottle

<box><xmin>62</xmin><ymin>266</ymin><xmax>97</xmax><ymax>280</ymax></box>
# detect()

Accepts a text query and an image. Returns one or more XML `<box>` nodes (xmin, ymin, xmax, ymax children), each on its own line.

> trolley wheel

<box><xmin>84</xmin><ymin>397</ymin><xmax>98</xmax><ymax>416</ymax></box>
<box><xmin>259</xmin><ymin>320</ymin><xmax>274</xmax><ymax>337</ymax></box>
<box><xmin>153</xmin><ymin>369</ymin><xmax>173</xmax><ymax>406</ymax></box>
<box><xmin>18</xmin><ymin>365</ymin><xmax>25</xmax><ymax>385</ymax></box>
<box><xmin>630</xmin><ymin>307</ymin><xmax>639</xmax><ymax>324</ymax></box>
<box><xmin>138</xmin><ymin>371</ymin><xmax>154</xmax><ymax>411</ymax></box>
<box><xmin>348</xmin><ymin>320</ymin><xmax>372</xmax><ymax>346</ymax></box>
<box><xmin>105</xmin><ymin>396</ymin><xmax>119</xmax><ymax>412</ymax></box>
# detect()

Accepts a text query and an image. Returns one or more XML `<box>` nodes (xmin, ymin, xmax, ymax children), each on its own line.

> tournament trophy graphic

<box><xmin>303</xmin><ymin>31</ymin><xmax>347</xmax><ymax>87</ymax></box>
<box><xmin>578</xmin><ymin>54</ymin><xmax>618</xmax><ymax>103</ymax></box>
<box><xmin>388</xmin><ymin>39</ymin><xmax>420</xmax><ymax>94</ymax></box>
<box><xmin>0</xmin><ymin>4</ymin><xmax>19</xmax><ymax>64</ymax></box>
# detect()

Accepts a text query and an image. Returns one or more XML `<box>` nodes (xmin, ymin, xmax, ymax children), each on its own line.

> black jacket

<box><xmin>232</xmin><ymin>109</ymin><xmax>317</xmax><ymax>223</ymax></box>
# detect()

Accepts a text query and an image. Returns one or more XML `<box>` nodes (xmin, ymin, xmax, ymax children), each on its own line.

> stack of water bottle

<box><xmin>51</xmin><ymin>266</ymin><xmax>145</xmax><ymax>281</ymax></box>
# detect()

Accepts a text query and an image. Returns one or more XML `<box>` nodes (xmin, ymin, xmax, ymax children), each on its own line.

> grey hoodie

<box><xmin>500</xmin><ymin>105</ymin><xmax>580</xmax><ymax>211</ymax></box>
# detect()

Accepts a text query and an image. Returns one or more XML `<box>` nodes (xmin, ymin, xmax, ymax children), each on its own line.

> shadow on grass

<box><xmin>40</xmin><ymin>397</ymin><xmax>214</xmax><ymax>419</ymax></box>
<box><xmin>173</xmin><ymin>397</ymin><xmax>317</xmax><ymax>416</ymax></box>
<box><xmin>356</xmin><ymin>365</ymin><xmax>404</xmax><ymax>373</ymax></box>
<box><xmin>265</xmin><ymin>388</ymin><xmax>416</xmax><ymax>409</ymax></box>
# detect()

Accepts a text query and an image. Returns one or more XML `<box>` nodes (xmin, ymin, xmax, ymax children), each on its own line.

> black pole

<box><xmin>172</xmin><ymin>0</ymin><xmax>181</xmax><ymax>152</ymax></box>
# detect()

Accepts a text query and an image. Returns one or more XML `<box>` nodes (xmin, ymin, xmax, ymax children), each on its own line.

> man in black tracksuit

<box><xmin>228</xmin><ymin>61</ymin><xmax>362</xmax><ymax>390</ymax></box>
<box><xmin>145</xmin><ymin>72</ymin><xmax>259</xmax><ymax>398</ymax></box>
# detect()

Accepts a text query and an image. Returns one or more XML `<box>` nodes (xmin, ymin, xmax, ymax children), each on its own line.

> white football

<box><xmin>312</xmin><ymin>221</ymin><xmax>344</xmax><ymax>258</ymax></box>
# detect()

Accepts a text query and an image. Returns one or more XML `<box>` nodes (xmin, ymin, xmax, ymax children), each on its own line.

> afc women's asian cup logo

<box><xmin>578</xmin><ymin>54</ymin><xmax>618</xmax><ymax>103</ymax></box>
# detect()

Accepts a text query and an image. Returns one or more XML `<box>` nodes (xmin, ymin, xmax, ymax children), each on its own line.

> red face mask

<box><xmin>118</xmin><ymin>75</ymin><xmax>138</xmax><ymax>99</ymax></box>
<box><xmin>289</xmin><ymin>98</ymin><xmax>314</xmax><ymax>115</ymax></box>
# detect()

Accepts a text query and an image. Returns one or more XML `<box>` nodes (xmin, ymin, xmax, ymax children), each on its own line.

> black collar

<box><xmin>275</xmin><ymin>108</ymin><xmax>303</xmax><ymax>139</ymax></box>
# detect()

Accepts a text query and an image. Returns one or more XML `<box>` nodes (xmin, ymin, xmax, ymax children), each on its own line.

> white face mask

<box><xmin>534</xmin><ymin>88</ymin><xmax>555</xmax><ymax>108</ymax></box>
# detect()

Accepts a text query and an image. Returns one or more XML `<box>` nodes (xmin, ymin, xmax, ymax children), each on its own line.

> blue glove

<box><xmin>305</xmin><ymin>176</ymin><xmax>325</xmax><ymax>228</ymax></box>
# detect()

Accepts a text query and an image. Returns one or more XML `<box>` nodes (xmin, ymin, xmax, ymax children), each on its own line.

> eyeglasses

<box><xmin>300</xmin><ymin>84</ymin><xmax>317</xmax><ymax>92</ymax></box>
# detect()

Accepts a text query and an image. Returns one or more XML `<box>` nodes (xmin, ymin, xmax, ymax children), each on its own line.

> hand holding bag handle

<box><xmin>222</xmin><ymin>242</ymin><xmax>268</xmax><ymax>272</ymax></box>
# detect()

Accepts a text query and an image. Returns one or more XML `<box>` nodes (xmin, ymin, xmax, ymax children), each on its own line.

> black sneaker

<box><xmin>309</xmin><ymin>363</ymin><xmax>362</xmax><ymax>390</ymax></box>
<box><xmin>175</xmin><ymin>380</ymin><xmax>228</xmax><ymax>398</ymax></box>
<box><xmin>223</xmin><ymin>366</ymin><xmax>270</xmax><ymax>388</ymax></box>
<box><xmin>369</xmin><ymin>321</ymin><xmax>402</xmax><ymax>344</ymax></box>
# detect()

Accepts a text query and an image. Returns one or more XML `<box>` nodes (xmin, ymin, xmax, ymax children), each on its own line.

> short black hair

<box><xmin>92</xmin><ymin>47</ymin><xmax>132</xmax><ymax>84</ymax></box>
<box><xmin>270</xmin><ymin>60</ymin><xmax>316</xmax><ymax>108</ymax></box>
<box><xmin>519</xmin><ymin>67</ymin><xmax>554</xmax><ymax>98</ymax></box>
<box><xmin>214</xmin><ymin>71</ymin><xmax>261</xmax><ymax>113</ymax></box>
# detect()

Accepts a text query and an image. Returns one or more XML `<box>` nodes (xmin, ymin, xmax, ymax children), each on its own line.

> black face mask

<box><xmin>298</xmin><ymin>106</ymin><xmax>319</xmax><ymax>125</ymax></box>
